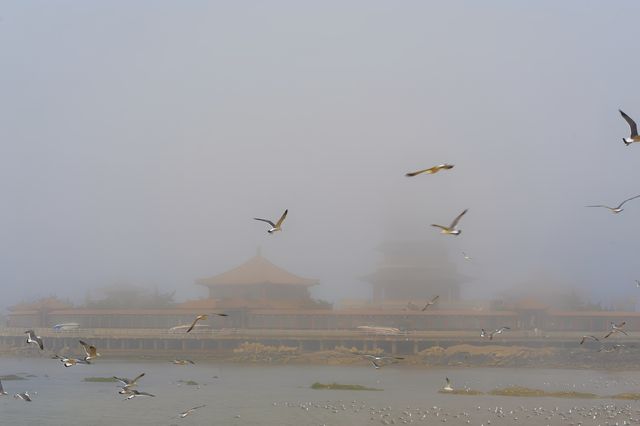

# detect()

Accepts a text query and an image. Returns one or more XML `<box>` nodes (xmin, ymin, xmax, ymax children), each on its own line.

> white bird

<box><xmin>123</xmin><ymin>389</ymin><xmax>155</xmax><ymax>400</ymax></box>
<box><xmin>579</xmin><ymin>335</ymin><xmax>600</xmax><ymax>345</ymax></box>
<box><xmin>635</xmin><ymin>279</ymin><xmax>640</xmax><ymax>288</ymax></box>
<box><xmin>442</xmin><ymin>377</ymin><xmax>453</xmax><ymax>392</ymax></box>
<box><xmin>620</xmin><ymin>109</ymin><xmax>640</xmax><ymax>146</ymax></box>
<box><xmin>114</xmin><ymin>373</ymin><xmax>145</xmax><ymax>391</ymax></box>
<box><xmin>53</xmin><ymin>355</ymin><xmax>91</xmax><ymax>367</ymax></box>
<box><xmin>481</xmin><ymin>327</ymin><xmax>510</xmax><ymax>340</ymax></box>
<box><xmin>421</xmin><ymin>295</ymin><xmax>440</xmax><ymax>311</ymax></box>
<box><xmin>24</xmin><ymin>330</ymin><xmax>43</xmax><ymax>350</ymax></box>
<box><xmin>0</xmin><ymin>379</ymin><xmax>7</xmax><ymax>395</ymax></box>
<box><xmin>79</xmin><ymin>340</ymin><xmax>100</xmax><ymax>361</ymax></box>
<box><xmin>586</xmin><ymin>194</ymin><xmax>640</xmax><ymax>213</ymax></box>
<box><xmin>431</xmin><ymin>209</ymin><xmax>468</xmax><ymax>236</ymax></box>
<box><xmin>172</xmin><ymin>359</ymin><xmax>195</xmax><ymax>365</ymax></box>
<box><xmin>362</xmin><ymin>354</ymin><xmax>404</xmax><ymax>369</ymax></box>
<box><xmin>604</xmin><ymin>321</ymin><xmax>628</xmax><ymax>339</ymax></box>
<box><xmin>405</xmin><ymin>164</ymin><xmax>454</xmax><ymax>177</ymax></box>
<box><xmin>186</xmin><ymin>313</ymin><xmax>227</xmax><ymax>333</ymax></box>
<box><xmin>462</xmin><ymin>252</ymin><xmax>472</xmax><ymax>261</ymax></box>
<box><xmin>14</xmin><ymin>392</ymin><xmax>32</xmax><ymax>401</ymax></box>
<box><xmin>254</xmin><ymin>209</ymin><xmax>288</xmax><ymax>234</ymax></box>
<box><xmin>180</xmin><ymin>405</ymin><xmax>206</xmax><ymax>418</ymax></box>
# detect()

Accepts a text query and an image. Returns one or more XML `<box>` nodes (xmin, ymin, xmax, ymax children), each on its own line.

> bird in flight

<box><xmin>604</xmin><ymin>321</ymin><xmax>628</xmax><ymax>339</ymax></box>
<box><xmin>25</xmin><ymin>330</ymin><xmax>43</xmax><ymax>350</ymax></box>
<box><xmin>586</xmin><ymin>194</ymin><xmax>640</xmax><ymax>213</ymax></box>
<box><xmin>53</xmin><ymin>355</ymin><xmax>91</xmax><ymax>368</ymax></box>
<box><xmin>14</xmin><ymin>392</ymin><xmax>32</xmax><ymax>402</ymax></box>
<box><xmin>114</xmin><ymin>373</ymin><xmax>145</xmax><ymax>391</ymax></box>
<box><xmin>620</xmin><ymin>110</ymin><xmax>640</xmax><ymax>146</ymax></box>
<box><xmin>180</xmin><ymin>405</ymin><xmax>207</xmax><ymax>418</ymax></box>
<box><xmin>79</xmin><ymin>340</ymin><xmax>100</xmax><ymax>361</ymax></box>
<box><xmin>481</xmin><ymin>327</ymin><xmax>510</xmax><ymax>340</ymax></box>
<box><xmin>421</xmin><ymin>295</ymin><xmax>440</xmax><ymax>311</ymax></box>
<box><xmin>635</xmin><ymin>280</ymin><xmax>640</xmax><ymax>288</ymax></box>
<box><xmin>362</xmin><ymin>354</ymin><xmax>404</xmax><ymax>369</ymax></box>
<box><xmin>442</xmin><ymin>377</ymin><xmax>453</xmax><ymax>392</ymax></box>
<box><xmin>0</xmin><ymin>379</ymin><xmax>7</xmax><ymax>396</ymax></box>
<box><xmin>431</xmin><ymin>209</ymin><xmax>468</xmax><ymax>236</ymax></box>
<box><xmin>405</xmin><ymin>164</ymin><xmax>454</xmax><ymax>177</ymax></box>
<box><xmin>123</xmin><ymin>389</ymin><xmax>155</xmax><ymax>400</ymax></box>
<box><xmin>462</xmin><ymin>252</ymin><xmax>472</xmax><ymax>261</ymax></box>
<box><xmin>579</xmin><ymin>335</ymin><xmax>600</xmax><ymax>345</ymax></box>
<box><xmin>186</xmin><ymin>313</ymin><xmax>227</xmax><ymax>333</ymax></box>
<box><xmin>254</xmin><ymin>209</ymin><xmax>288</xmax><ymax>234</ymax></box>
<box><xmin>172</xmin><ymin>359</ymin><xmax>195</xmax><ymax>365</ymax></box>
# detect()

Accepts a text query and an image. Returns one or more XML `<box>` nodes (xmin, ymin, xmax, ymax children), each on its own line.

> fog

<box><xmin>1</xmin><ymin>2</ymin><xmax>640</xmax><ymax>309</ymax></box>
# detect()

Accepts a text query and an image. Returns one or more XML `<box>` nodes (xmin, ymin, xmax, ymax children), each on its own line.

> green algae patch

<box><xmin>439</xmin><ymin>389</ymin><xmax>484</xmax><ymax>395</ymax></box>
<box><xmin>83</xmin><ymin>377</ymin><xmax>118</xmax><ymax>383</ymax></box>
<box><xmin>611</xmin><ymin>393</ymin><xmax>640</xmax><ymax>400</ymax></box>
<box><xmin>311</xmin><ymin>382</ymin><xmax>382</xmax><ymax>391</ymax></box>
<box><xmin>0</xmin><ymin>374</ymin><xmax>26</xmax><ymax>381</ymax></box>
<box><xmin>489</xmin><ymin>386</ymin><xmax>596</xmax><ymax>399</ymax></box>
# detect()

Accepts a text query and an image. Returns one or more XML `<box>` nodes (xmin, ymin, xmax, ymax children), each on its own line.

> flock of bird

<box><xmin>3</xmin><ymin>110</ymin><xmax>640</xmax><ymax>422</ymax></box>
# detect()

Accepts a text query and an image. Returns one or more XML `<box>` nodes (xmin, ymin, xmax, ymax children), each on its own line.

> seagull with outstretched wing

<box><xmin>431</xmin><ymin>209</ymin><xmax>468</xmax><ymax>236</ymax></box>
<box><xmin>254</xmin><ymin>209</ymin><xmax>288</xmax><ymax>234</ymax></box>
<box><xmin>620</xmin><ymin>109</ymin><xmax>640</xmax><ymax>145</ymax></box>
<box><xmin>405</xmin><ymin>164</ymin><xmax>454</xmax><ymax>177</ymax></box>
<box><xmin>586</xmin><ymin>194</ymin><xmax>640</xmax><ymax>214</ymax></box>
<box><xmin>421</xmin><ymin>295</ymin><xmax>440</xmax><ymax>311</ymax></box>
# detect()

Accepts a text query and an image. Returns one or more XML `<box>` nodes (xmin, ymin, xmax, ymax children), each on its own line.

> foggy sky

<box><xmin>1</xmin><ymin>1</ymin><xmax>640</xmax><ymax>310</ymax></box>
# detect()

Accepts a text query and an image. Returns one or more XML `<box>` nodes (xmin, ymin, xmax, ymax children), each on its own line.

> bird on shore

<box><xmin>254</xmin><ymin>209</ymin><xmax>288</xmax><ymax>234</ymax></box>
<box><xmin>405</xmin><ymin>164</ymin><xmax>454</xmax><ymax>177</ymax></box>
<box><xmin>114</xmin><ymin>373</ymin><xmax>145</xmax><ymax>391</ymax></box>
<box><xmin>14</xmin><ymin>392</ymin><xmax>32</xmax><ymax>401</ymax></box>
<box><xmin>580</xmin><ymin>335</ymin><xmax>600</xmax><ymax>345</ymax></box>
<box><xmin>79</xmin><ymin>340</ymin><xmax>100</xmax><ymax>361</ymax></box>
<box><xmin>0</xmin><ymin>379</ymin><xmax>7</xmax><ymax>396</ymax></box>
<box><xmin>620</xmin><ymin>109</ymin><xmax>640</xmax><ymax>146</ymax></box>
<box><xmin>442</xmin><ymin>377</ymin><xmax>453</xmax><ymax>392</ymax></box>
<box><xmin>186</xmin><ymin>313</ymin><xmax>228</xmax><ymax>333</ymax></box>
<box><xmin>481</xmin><ymin>327</ymin><xmax>510</xmax><ymax>340</ymax></box>
<box><xmin>362</xmin><ymin>354</ymin><xmax>404</xmax><ymax>369</ymax></box>
<box><xmin>172</xmin><ymin>359</ymin><xmax>195</xmax><ymax>365</ymax></box>
<box><xmin>123</xmin><ymin>389</ymin><xmax>155</xmax><ymax>400</ymax></box>
<box><xmin>53</xmin><ymin>355</ymin><xmax>91</xmax><ymax>367</ymax></box>
<box><xmin>24</xmin><ymin>330</ymin><xmax>43</xmax><ymax>350</ymax></box>
<box><xmin>421</xmin><ymin>295</ymin><xmax>440</xmax><ymax>311</ymax></box>
<box><xmin>604</xmin><ymin>321</ymin><xmax>628</xmax><ymax>338</ymax></box>
<box><xmin>431</xmin><ymin>209</ymin><xmax>468</xmax><ymax>236</ymax></box>
<box><xmin>180</xmin><ymin>405</ymin><xmax>207</xmax><ymax>418</ymax></box>
<box><xmin>586</xmin><ymin>194</ymin><xmax>640</xmax><ymax>214</ymax></box>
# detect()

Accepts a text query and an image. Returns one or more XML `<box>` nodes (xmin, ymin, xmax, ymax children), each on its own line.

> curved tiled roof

<box><xmin>196</xmin><ymin>254</ymin><xmax>318</xmax><ymax>287</ymax></box>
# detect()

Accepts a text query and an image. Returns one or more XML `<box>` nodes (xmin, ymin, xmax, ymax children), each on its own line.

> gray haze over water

<box><xmin>1</xmin><ymin>2</ymin><xmax>640</xmax><ymax>308</ymax></box>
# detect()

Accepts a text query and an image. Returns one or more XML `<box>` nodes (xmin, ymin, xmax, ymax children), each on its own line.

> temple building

<box><xmin>363</xmin><ymin>240</ymin><xmax>467</xmax><ymax>304</ymax></box>
<box><xmin>194</xmin><ymin>251</ymin><xmax>327</xmax><ymax>310</ymax></box>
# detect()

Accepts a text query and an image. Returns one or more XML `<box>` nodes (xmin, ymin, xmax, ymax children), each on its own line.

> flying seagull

<box><xmin>620</xmin><ymin>110</ymin><xmax>640</xmax><ymax>146</ymax></box>
<box><xmin>0</xmin><ymin>379</ymin><xmax>7</xmax><ymax>396</ymax></box>
<box><xmin>405</xmin><ymin>164</ymin><xmax>454</xmax><ymax>177</ymax></box>
<box><xmin>123</xmin><ymin>389</ymin><xmax>155</xmax><ymax>400</ymax></box>
<box><xmin>442</xmin><ymin>377</ymin><xmax>453</xmax><ymax>392</ymax></box>
<box><xmin>362</xmin><ymin>354</ymin><xmax>404</xmax><ymax>369</ymax></box>
<box><xmin>114</xmin><ymin>373</ymin><xmax>145</xmax><ymax>391</ymax></box>
<box><xmin>421</xmin><ymin>295</ymin><xmax>440</xmax><ymax>311</ymax></box>
<box><xmin>580</xmin><ymin>335</ymin><xmax>600</xmax><ymax>345</ymax></box>
<box><xmin>586</xmin><ymin>194</ymin><xmax>640</xmax><ymax>213</ymax></box>
<box><xmin>53</xmin><ymin>355</ymin><xmax>91</xmax><ymax>368</ymax></box>
<box><xmin>253</xmin><ymin>209</ymin><xmax>288</xmax><ymax>234</ymax></box>
<box><xmin>79</xmin><ymin>340</ymin><xmax>100</xmax><ymax>361</ymax></box>
<box><xmin>604</xmin><ymin>321</ymin><xmax>628</xmax><ymax>339</ymax></box>
<box><xmin>405</xmin><ymin>301</ymin><xmax>421</xmax><ymax>311</ymax></box>
<box><xmin>635</xmin><ymin>279</ymin><xmax>640</xmax><ymax>288</ymax></box>
<box><xmin>186</xmin><ymin>313</ymin><xmax>228</xmax><ymax>333</ymax></box>
<box><xmin>172</xmin><ymin>359</ymin><xmax>195</xmax><ymax>365</ymax></box>
<box><xmin>180</xmin><ymin>405</ymin><xmax>207</xmax><ymax>418</ymax></box>
<box><xmin>481</xmin><ymin>327</ymin><xmax>510</xmax><ymax>340</ymax></box>
<box><xmin>24</xmin><ymin>330</ymin><xmax>43</xmax><ymax>350</ymax></box>
<box><xmin>431</xmin><ymin>209</ymin><xmax>468</xmax><ymax>236</ymax></box>
<box><xmin>462</xmin><ymin>252</ymin><xmax>472</xmax><ymax>261</ymax></box>
<box><xmin>14</xmin><ymin>392</ymin><xmax>32</xmax><ymax>401</ymax></box>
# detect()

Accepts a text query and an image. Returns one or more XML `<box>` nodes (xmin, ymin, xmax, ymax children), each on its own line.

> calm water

<box><xmin>1</xmin><ymin>357</ymin><xmax>640</xmax><ymax>425</ymax></box>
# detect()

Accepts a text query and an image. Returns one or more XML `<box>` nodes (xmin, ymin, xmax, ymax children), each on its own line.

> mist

<box><xmin>1</xmin><ymin>1</ymin><xmax>640</xmax><ymax>310</ymax></box>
